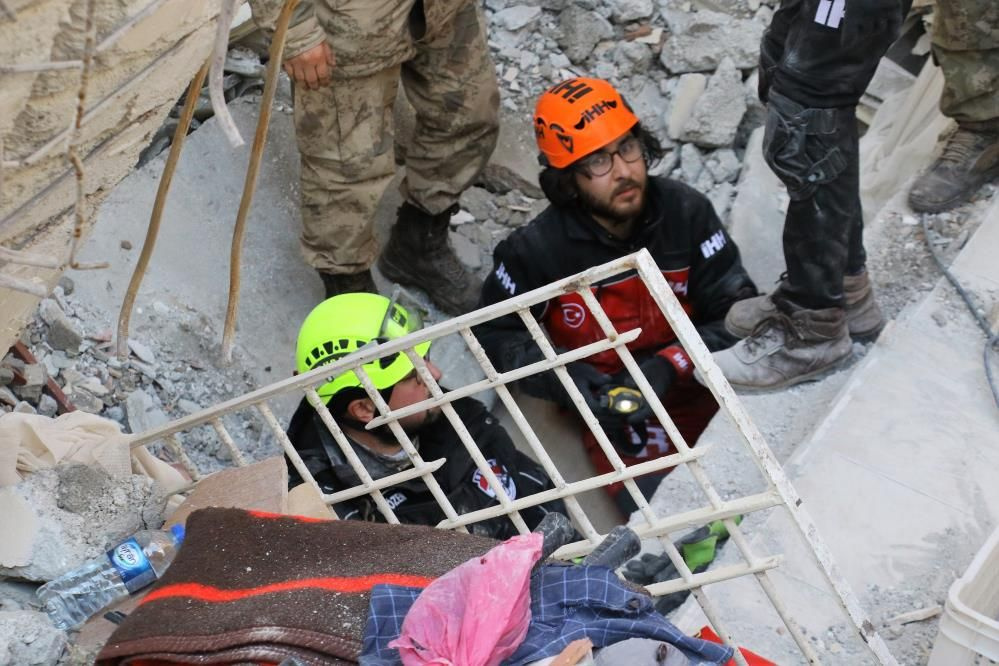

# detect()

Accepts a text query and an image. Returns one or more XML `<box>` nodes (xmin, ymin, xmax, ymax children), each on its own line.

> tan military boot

<box><xmin>713</xmin><ymin>302</ymin><xmax>852</xmax><ymax>391</ymax></box>
<box><xmin>725</xmin><ymin>270</ymin><xmax>884</xmax><ymax>341</ymax></box>
<box><xmin>908</xmin><ymin>123</ymin><xmax>999</xmax><ymax>213</ymax></box>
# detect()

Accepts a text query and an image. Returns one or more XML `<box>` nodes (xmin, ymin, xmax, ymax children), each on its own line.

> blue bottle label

<box><xmin>107</xmin><ymin>539</ymin><xmax>156</xmax><ymax>593</ymax></box>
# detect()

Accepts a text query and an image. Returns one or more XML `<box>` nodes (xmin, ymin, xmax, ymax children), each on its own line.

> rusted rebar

<box><xmin>115</xmin><ymin>60</ymin><xmax>210</xmax><ymax>361</ymax></box>
<box><xmin>65</xmin><ymin>0</ymin><xmax>108</xmax><ymax>272</ymax></box>
<box><xmin>221</xmin><ymin>0</ymin><xmax>300</xmax><ymax>363</ymax></box>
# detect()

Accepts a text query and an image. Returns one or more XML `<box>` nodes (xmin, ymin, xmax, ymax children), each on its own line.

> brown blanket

<box><xmin>97</xmin><ymin>507</ymin><xmax>497</xmax><ymax>665</ymax></box>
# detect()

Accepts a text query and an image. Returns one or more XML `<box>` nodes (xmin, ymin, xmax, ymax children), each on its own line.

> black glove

<box><xmin>618</xmin><ymin>355</ymin><xmax>677</xmax><ymax>448</ymax></box>
<box><xmin>544</xmin><ymin>361</ymin><xmax>612</xmax><ymax>413</ymax></box>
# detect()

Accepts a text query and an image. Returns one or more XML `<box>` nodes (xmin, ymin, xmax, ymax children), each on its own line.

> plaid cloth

<box><xmin>359</xmin><ymin>564</ymin><xmax>734</xmax><ymax>666</ymax></box>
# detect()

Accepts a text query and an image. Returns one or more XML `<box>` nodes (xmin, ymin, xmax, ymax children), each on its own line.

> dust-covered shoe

<box><xmin>378</xmin><ymin>202</ymin><xmax>482</xmax><ymax>315</ymax></box>
<box><xmin>725</xmin><ymin>270</ymin><xmax>884</xmax><ymax>342</ymax></box>
<box><xmin>714</xmin><ymin>300</ymin><xmax>851</xmax><ymax>391</ymax></box>
<box><xmin>908</xmin><ymin>123</ymin><xmax>999</xmax><ymax>213</ymax></box>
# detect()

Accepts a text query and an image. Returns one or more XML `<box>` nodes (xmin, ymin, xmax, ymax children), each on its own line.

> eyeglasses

<box><xmin>576</xmin><ymin>135</ymin><xmax>643</xmax><ymax>177</ymax></box>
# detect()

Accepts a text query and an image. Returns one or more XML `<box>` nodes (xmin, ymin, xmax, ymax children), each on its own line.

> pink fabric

<box><xmin>389</xmin><ymin>532</ymin><xmax>543</xmax><ymax>666</ymax></box>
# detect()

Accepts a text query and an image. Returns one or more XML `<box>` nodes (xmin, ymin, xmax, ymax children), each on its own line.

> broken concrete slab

<box><xmin>609</xmin><ymin>0</ymin><xmax>654</xmax><ymax>23</ymax></box>
<box><xmin>16</xmin><ymin>364</ymin><xmax>46</xmax><ymax>402</ymax></box>
<box><xmin>557</xmin><ymin>6</ymin><xmax>613</xmax><ymax>64</ymax></box>
<box><xmin>0</xmin><ymin>465</ymin><xmax>166</xmax><ymax>582</ymax></box>
<box><xmin>679</xmin><ymin>143</ymin><xmax>705</xmax><ymax>184</ymax></box>
<box><xmin>37</xmin><ymin>300</ymin><xmax>83</xmax><ymax>354</ymax></box>
<box><xmin>726</xmin><ymin>127</ymin><xmax>787</xmax><ymax>285</ymax></box>
<box><xmin>481</xmin><ymin>108</ymin><xmax>544</xmax><ymax>199</ymax></box>
<box><xmin>492</xmin><ymin>5</ymin><xmax>543</xmax><ymax>31</ymax></box>
<box><xmin>681</xmin><ymin>58</ymin><xmax>747</xmax><ymax>148</ymax></box>
<box><xmin>667</xmin><ymin>73</ymin><xmax>707</xmax><ymax>141</ymax></box>
<box><xmin>659</xmin><ymin>10</ymin><xmax>764</xmax><ymax>73</ymax></box>
<box><xmin>705</xmin><ymin>148</ymin><xmax>741</xmax><ymax>184</ymax></box>
<box><xmin>125</xmin><ymin>389</ymin><xmax>169</xmax><ymax>435</ymax></box>
<box><xmin>0</xmin><ymin>610</ymin><xmax>67</xmax><ymax>665</ymax></box>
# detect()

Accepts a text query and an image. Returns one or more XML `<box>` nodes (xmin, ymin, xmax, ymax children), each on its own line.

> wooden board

<box><xmin>164</xmin><ymin>456</ymin><xmax>289</xmax><ymax>528</ymax></box>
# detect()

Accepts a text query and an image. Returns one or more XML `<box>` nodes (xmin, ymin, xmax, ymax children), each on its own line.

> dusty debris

<box><xmin>659</xmin><ymin>9</ymin><xmax>764</xmax><ymax>73</ymax></box>
<box><xmin>0</xmin><ymin>610</ymin><xmax>67</xmax><ymax>665</ymax></box>
<box><xmin>0</xmin><ymin>465</ymin><xmax>166</xmax><ymax>582</ymax></box>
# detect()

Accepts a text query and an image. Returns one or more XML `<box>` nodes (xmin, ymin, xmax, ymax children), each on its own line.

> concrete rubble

<box><xmin>0</xmin><ymin>611</ymin><xmax>67</xmax><ymax>666</ymax></box>
<box><xmin>0</xmin><ymin>465</ymin><xmax>166</xmax><ymax>583</ymax></box>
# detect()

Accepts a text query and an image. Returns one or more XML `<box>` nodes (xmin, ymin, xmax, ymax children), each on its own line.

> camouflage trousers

<box><xmin>293</xmin><ymin>1</ymin><xmax>499</xmax><ymax>274</ymax></box>
<box><xmin>934</xmin><ymin>0</ymin><xmax>999</xmax><ymax>124</ymax></box>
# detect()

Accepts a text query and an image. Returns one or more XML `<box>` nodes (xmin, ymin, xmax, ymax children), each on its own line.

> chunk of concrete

<box><xmin>667</xmin><ymin>73</ymin><xmax>707</xmax><ymax>140</ymax></box>
<box><xmin>37</xmin><ymin>300</ymin><xmax>83</xmax><ymax>354</ymax></box>
<box><xmin>0</xmin><ymin>466</ymin><xmax>166</xmax><ymax>582</ymax></box>
<box><xmin>16</xmin><ymin>364</ymin><xmax>46</xmax><ymax>402</ymax></box>
<box><xmin>682</xmin><ymin>58</ymin><xmax>748</xmax><ymax>148</ymax></box>
<box><xmin>125</xmin><ymin>389</ymin><xmax>169</xmax><ymax>435</ymax></box>
<box><xmin>0</xmin><ymin>611</ymin><xmax>67</xmax><ymax>665</ymax></box>
<box><xmin>557</xmin><ymin>6</ymin><xmax>613</xmax><ymax>64</ymax></box>
<box><xmin>492</xmin><ymin>5</ymin><xmax>542</xmax><ymax>31</ymax></box>
<box><xmin>679</xmin><ymin>143</ymin><xmax>704</xmax><ymax>184</ymax></box>
<box><xmin>609</xmin><ymin>0</ymin><xmax>653</xmax><ymax>23</ymax></box>
<box><xmin>659</xmin><ymin>10</ymin><xmax>763</xmax><ymax>73</ymax></box>
<box><xmin>480</xmin><ymin>108</ymin><xmax>543</xmax><ymax>198</ymax></box>
<box><xmin>705</xmin><ymin>148</ymin><xmax>741</xmax><ymax>184</ymax></box>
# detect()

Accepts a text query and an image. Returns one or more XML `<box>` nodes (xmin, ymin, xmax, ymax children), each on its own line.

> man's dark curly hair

<box><xmin>538</xmin><ymin>123</ymin><xmax>667</xmax><ymax>208</ymax></box>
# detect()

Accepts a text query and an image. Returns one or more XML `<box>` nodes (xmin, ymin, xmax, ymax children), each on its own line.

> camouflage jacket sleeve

<box><xmin>248</xmin><ymin>0</ymin><xmax>326</xmax><ymax>60</ymax></box>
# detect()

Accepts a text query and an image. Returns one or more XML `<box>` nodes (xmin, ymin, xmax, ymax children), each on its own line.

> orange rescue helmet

<box><xmin>534</xmin><ymin>77</ymin><xmax>639</xmax><ymax>169</ymax></box>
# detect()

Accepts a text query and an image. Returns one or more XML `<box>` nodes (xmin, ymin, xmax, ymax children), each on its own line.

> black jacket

<box><xmin>285</xmin><ymin>396</ymin><xmax>567</xmax><ymax>540</ymax></box>
<box><xmin>474</xmin><ymin>176</ymin><xmax>757</xmax><ymax>395</ymax></box>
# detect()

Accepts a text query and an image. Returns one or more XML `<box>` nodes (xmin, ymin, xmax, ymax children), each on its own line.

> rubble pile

<box><xmin>1</xmin><ymin>279</ymin><xmax>272</xmax><ymax>470</ymax></box>
<box><xmin>479</xmin><ymin>0</ymin><xmax>776</xmax><ymax>225</ymax></box>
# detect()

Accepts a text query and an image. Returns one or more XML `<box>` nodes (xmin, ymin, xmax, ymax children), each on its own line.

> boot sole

<box><xmin>726</xmin><ymin>351</ymin><xmax>854</xmax><ymax>394</ymax></box>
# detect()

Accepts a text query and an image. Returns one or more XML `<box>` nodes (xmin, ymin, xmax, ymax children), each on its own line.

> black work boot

<box><xmin>377</xmin><ymin>202</ymin><xmax>481</xmax><ymax>315</ymax></box>
<box><xmin>909</xmin><ymin>123</ymin><xmax>999</xmax><ymax>213</ymax></box>
<box><xmin>317</xmin><ymin>269</ymin><xmax>378</xmax><ymax>300</ymax></box>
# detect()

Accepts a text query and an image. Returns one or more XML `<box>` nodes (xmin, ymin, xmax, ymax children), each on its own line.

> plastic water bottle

<box><xmin>36</xmin><ymin>524</ymin><xmax>185</xmax><ymax>630</ymax></box>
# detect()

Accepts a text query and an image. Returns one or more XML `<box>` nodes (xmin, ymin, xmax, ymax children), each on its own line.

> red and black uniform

<box><xmin>475</xmin><ymin>176</ymin><xmax>756</xmax><ymax>505</ymax></box>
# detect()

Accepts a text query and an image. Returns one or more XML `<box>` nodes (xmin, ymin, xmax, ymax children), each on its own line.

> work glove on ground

<box><xmin>622</xmin><ymin>518</ymin><xmax>739</xmax><ymax>616</ymax></box>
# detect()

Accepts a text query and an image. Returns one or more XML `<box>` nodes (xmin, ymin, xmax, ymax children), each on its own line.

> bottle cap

<box><xmin>170</xmin><ymin>523</ymin><xmax>186</xmax><ymax>544</ymax></box>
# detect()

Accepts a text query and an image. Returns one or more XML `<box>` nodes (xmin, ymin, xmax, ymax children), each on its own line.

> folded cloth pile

<box><xmin>360</xmin><ymin>564</ymin><xmax>734</xmax><ymax>666</ymax></box>
<box><xmin>97</xmin><ymin>507</ymin><xmax>497</xmax><ymax>665</ymax></box>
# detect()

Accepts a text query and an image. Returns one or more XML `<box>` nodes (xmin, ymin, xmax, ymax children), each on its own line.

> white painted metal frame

<box><xmin>129</xmin><ymin>249</ymin><xmax>897</xmax><ymax>665</ymax></box>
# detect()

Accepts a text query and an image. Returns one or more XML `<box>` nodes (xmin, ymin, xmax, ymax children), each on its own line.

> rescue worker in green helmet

<box><xmin>285</xmin><ymin>292</ymin><xmax>569</xmax><ymax>538</ymax></box>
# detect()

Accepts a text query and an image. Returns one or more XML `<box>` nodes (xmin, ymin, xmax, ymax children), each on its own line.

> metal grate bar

<box><xmin>211</xmin><ymin>418</ymin><xmax>248</xmax><ymax>467</ymax></box>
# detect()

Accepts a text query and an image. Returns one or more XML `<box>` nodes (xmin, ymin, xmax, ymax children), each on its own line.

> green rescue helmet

<box><xmin>296</xmin><ymin>292</ymin><xmax>431</xmax><ymax>403</ymax></box>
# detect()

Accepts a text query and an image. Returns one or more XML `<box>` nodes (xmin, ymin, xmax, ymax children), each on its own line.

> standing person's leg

<box><xmin>909</xmin><ymin>0</ymin><xmax>999</xmax><ymax>212</ymax></box>
<box><xmin>378</xmin><ymin>1</ymin><xmax>500</xmax><ymax>315</ymax></box>
<box><xmin>294</xmin><ymin>68</ymin><xmax>400</xmax><ymax>298</ymax></box>
<box><xmin>715</xmin><ymin>0</ymin><xmax>906</xmax><ymax>390</ymax></box>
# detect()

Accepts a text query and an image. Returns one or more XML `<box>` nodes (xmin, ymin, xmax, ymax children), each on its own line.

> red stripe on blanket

<box><xmin>246</xmin><ymin>510</ymin><xmax>330</xmax><ymax>523</ymax></box>
<box><xmin>140</xmin><ymin>574</ymin><xmax>433</xmax><ymax>605</ymax></box>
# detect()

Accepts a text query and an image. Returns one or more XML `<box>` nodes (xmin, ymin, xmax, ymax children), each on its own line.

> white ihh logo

<box><xmin>815</xmin><ymin>0</ymin><xmax>845</xmax><ymax>28</ymax></box>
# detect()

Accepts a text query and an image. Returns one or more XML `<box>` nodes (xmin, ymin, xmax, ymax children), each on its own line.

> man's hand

<box><xmin>283</xmin><ymin>41</ymin><xmax>335</xmax><ymax>90</ymax></box>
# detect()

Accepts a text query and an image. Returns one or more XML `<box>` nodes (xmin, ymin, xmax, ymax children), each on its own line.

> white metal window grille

<box><xmin>130</xmin><ymin>249</ymin><xmax>898</xmax><ymax>665</ymax></box>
